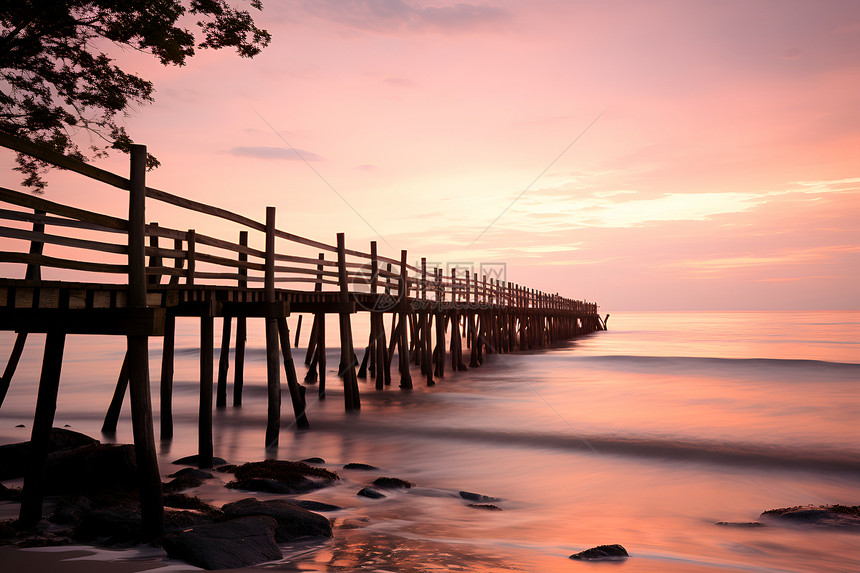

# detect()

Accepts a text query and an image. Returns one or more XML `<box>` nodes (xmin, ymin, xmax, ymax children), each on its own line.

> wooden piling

<box><xmin>398</xmin><ymin>250</ymin><xmax>413</xmax><ymax>389</ymax></box>
<box><xmin>276</xmin><ymin>317</ymin><xmax>309</xmax><ymax>428</ymax></box>
<box><xmin>216</xmin><ymin>316</ymin><xmax>231</xmax><ymax>408</ymax></box>
<box><xmin>1</xmin><ymin>209</ymin><xmax>45</xmax><ymax>406</ymax></box>
<box><xmin>233</xmin><ymin>231</ymin><xmax>248</xmax><ymax>407</ymax></box>
<box><xmin>264</xmin><ymin>206</ymin><xmax>281</xmax><ymax>448</ymax></box>
<box><xmin>18</xmin><ymin>330</ymin><xmax>65</xmax><ymax>527</ymax></box>
<box><xmin>199</xmin><ymin>314</ymin><xmax>214</xmax><ymax>468</ymax></box>
<box><xmin>336</xmin><ymin>233</ymin><xmax>360</xmax><ymax>410</ymax></box>
<box><xmin>160</xmin><ymin>312</ymin><xmax>176</xmax><ymax>437</ymax></box>
<box><xmin>101</xmin><ymin>351</ymin><xmax>129</xmax><ymax>433</ymax></box>
<box><xmin>126</xmin><ymin>144</ymin><xmax>163</xmax><ymax>539</ymax></box>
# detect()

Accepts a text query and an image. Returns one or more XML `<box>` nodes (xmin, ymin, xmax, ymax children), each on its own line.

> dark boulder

<box><xmin>162</xmin><ymin>516</ymin><xmax>282</xmax><ymax>570</ymax></box>
<box><xmin>44</xmin><ymin>444</ymin><xmax>137</xmax><ymax>494</ymax></box>
<box><xmin>343</xmin><ymin>462</ymin><xmax>378</xmax><ymax>470</ymax></box>
<box><xmin>168</xmin><ymin>468</ymin><xmax>213</xmax><ymax>480</ymax></box>
<box><xmin>224</xmin><ymin>460</ymin><xmax>339</xmax><ymax>494</ymax></box>
<box><xmin>569</xmin><ymin>544</ymin><xmax>629</xmax><ymax>560</ymax></box>
<box><xmin>459</xmin><ymin>491</ymin><xmax>499</xmax><ymax>503</ymax></box>
<box><xmin>357</xmin><ymin>487</ymin><xmax>385</xmax><ymax>499</ymax></box>
<box><xmin>468</xmin><ymin>504</ymin><xmax>502</xmax><ymax>511</ymax></box>
<box><xmin>73</xmin><ymin>505</ymin><xmax>142</xmax><ymax>545</ymax></box>
<box><xmin>172</xmin><ymin>455</ymin><xmax>228</xmax><ymax>467</ymax></box>
<box><xmin>163</xmin><ymin>494</ymin><xmax>219</xmax><ymax>513</ymax></box>
<box><xmin>301</xmin><ymin>457</ymin><xmax>325</xmax><ymax>464</ymax></box>
<box><xmin>221</xmin><ymin>498</ymin><xmax>332</xmax><ymax>541</ymax></box>
<box><xmin>372</xmin><ymin>477</ymin><xmax>415</xmax><ymax>489</ymax></box>
<box><xmin>715</xmin><ymin>521</ymin><xmax>763</xmax><ymax>527</ymax></box>
<box><xmin>294</xmin><ymin>500</ymin><xmax>343</xmax><ymax>512</ymax></box>
<box><xmin>760</xmin><ymin>505</ymin><xmax>860</xmax><ymax>529</ymax></box>
<box><xmin>0</xmin><ymin>482</ymin><xmax>21</xmax><ymax>501</ymax></box>
<box><xmin>163</xmin><ymin>473</ymin><xmax>205</xmax><ymax>494</ymax></box>
<box><xmin>0</xmin><ymin>428</ymin><xmax>99</xmax><ymax>480</ymax></box>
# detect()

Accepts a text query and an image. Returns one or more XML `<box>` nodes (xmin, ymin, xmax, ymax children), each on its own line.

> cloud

<box><xmin>384</xmin><ymin>76</ymin><xmax>417</xmax><ymax>87</ymax></box>
<box><xmin>228</xmin><ymin>146</ymin><xmax>325</xmax><ymax>161</ymax></box>
<box><xmin>302</xmin><ymin>0</ymin><xmax>509</xmax><ymax>33</ymax></box>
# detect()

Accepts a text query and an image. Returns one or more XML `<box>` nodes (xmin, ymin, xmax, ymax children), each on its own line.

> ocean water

<box><xmin>0</xmin><ymin>311</ymin><xmax>858</xmax><ymax>572</ymax></box>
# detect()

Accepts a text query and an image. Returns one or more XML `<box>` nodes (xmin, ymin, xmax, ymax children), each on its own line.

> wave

<box><xmin>568</xmin><ymin>355</ymin><xmax>860</xmax><ymax>374</ymax></box>
<box><xmin>312</xmin><ymin>420</ymin><xmax>860</xmax><ymax>475</ymax></box>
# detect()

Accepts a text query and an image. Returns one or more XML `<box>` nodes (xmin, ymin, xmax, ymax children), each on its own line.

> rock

<box><xmin>0</xmin><ymin>521</ymin><xmax>18</xmax><ymax>539</ymax></box>
<box><xmin>73</xmin><ymin>505</ymin><xmax>142</xmax><ymax>545</ymax></box>
<box><xmin>222</xmin><ymin>498</ymin><xmax>332</xmax><ymax>541</ymax></box>
<box><xmin>172</xmin><ymin>454</ymin><xmax>228</xmax><ymax>467</ymax></box>
<box><xmin>0</xmin><ymin>428</ymin><xmax>99</xmax><ymax>480</ymax></box>
<box><xmin>51</xmin><ymin>497</ymin><xmax>94</xmax><ymax>524</ymax></box>
<box><xmin>301</xmin><ymin>457</ymin><xmax>325</xmax><ymax>464</ymax></box>
<box><xmin>162</xmin><ymin>516</ymin><xmax>282</xmax><ymax>570</ymax></box>
<box><xmin>168</xmin><ymin>468</ymin><xmax>213</xmax><ymax>480</ymax></box>
<box><xmin>343</xmin><ymin>462</ymin><xmax>378</xmax><ymax>470</ymax></box>
<box><xmin>224</xmin><ymin>460</ymin><xmax>339</xmax><ymax>494</ymax></box>
<box><xmin>226</xmin><ymin>477</ymin><xmax>297</xmax><ymax>494</ymax></box>
<box><xmin>294</xmin><ymin>500</ymin><xmax>343</xmax><ymax>512</ymax></box>
<box><xmin>372</xmin><ymin>477</ymin><xmax>415</xmax><ymax>489</ymax></box>
<box><xmin>163</xmin><ymin>494</ymin><xmax>219</xmax><ymax>513</ymax></box>
<box><xmin>44</xmin><ymin>443</ymin><xmax>137</xmax><ymax>494</ymax></box>
<box><xmin>339</xmin><ymin>517</ymin><xmax>371</xmax><ymax>529</ymax></box>
<box><xmin>0</xmin><ymin>482</ymin><xmax>21</xmax><ymax>501</ymax></box>
<box><xmin>459</xmin><ymin>491</ymin><xmax>499</xmax><ymax>503</ymax></box>
<box><xmin>569</xmin><ymin>544</ymin><xmax>629</xmax><ymax>560</ymax></box>
<box><xmin>163</xmin><ymin>473</ymin><xmax>205</xmax><ymax>494</ymax></box>
<box><xmin>760</xmin><ymin>505</ymin><xmax>860</xmax><ymax>529</ymax></box>
<box><xmin>468</xmin><ymin>504</ymin><xmax>502</xmax><ymax>511</ymax></box>
<box><xmin>164</xmin><ymin>508</ymin><xmax>222</xmax><ymax>533</ymax></box>
<box><xmin>15</xmin><ymin>424</ymin><xmax>24</xmax><ymax>428</ymax></box>
<box><xmin>715</xmin><ymin>521</ymin><xmax>763</xmax><ymax>527</ymax></box>
<box><xmin>357</xmin><ymin>487</ymin><xmax>385</xmax><ymax>499</ymax></box>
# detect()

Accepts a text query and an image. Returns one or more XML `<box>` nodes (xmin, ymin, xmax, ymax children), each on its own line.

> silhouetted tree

<box><xmin>0</xmin><ymin>0</ymin><xmax>271</xmax><ymax>191</ymax></box>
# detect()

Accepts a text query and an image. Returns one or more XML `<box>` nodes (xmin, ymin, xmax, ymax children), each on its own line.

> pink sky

<box><xmin>3</xmin><ymin>0</ymin><xmax>859</xmax><ymax>310</ymax></box>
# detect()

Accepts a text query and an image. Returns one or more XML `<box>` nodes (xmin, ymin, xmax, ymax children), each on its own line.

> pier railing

<box><xmin>0</xmin><ymin>132</ymin><xmax>597</xmax><ymax>314</ymax></box>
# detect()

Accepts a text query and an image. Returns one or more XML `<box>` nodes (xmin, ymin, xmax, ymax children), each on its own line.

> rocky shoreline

<box><xmin>1</xmin><ymin>428</ymin><xmax>857</xmax><ymax>570</ymax></box>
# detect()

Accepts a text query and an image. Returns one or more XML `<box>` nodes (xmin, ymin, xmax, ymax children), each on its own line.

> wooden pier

<box><xmin>0</xmin><ymin>132</ymin><xmax>603</xmax><ymax>538</ymax></box>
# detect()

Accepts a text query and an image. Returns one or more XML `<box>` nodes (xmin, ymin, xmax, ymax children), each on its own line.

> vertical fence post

<box><xmin>126</xmin><ymin>144</ymin><xmax>163</xmax><ymax>539</ymax></box>
<box><xmin>185</xmin><ymin>230</ymin><xmax>196</xmax><ymax>285</ymax></box>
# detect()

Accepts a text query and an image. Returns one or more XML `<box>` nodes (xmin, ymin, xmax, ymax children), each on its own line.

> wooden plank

<box><xmin>0</xmin><ymin>208</ymin><xmax>124</xmax><ymax>234</ymax></box>
<box><xmin>0</xmin><ymin>131</ymin><xmax>129</xmax><ymax>189</ymax></box>
<box><xmin>196</xmin><ymin>251</ymin><xmax>265</xmax><ymax>271</ymax></box>
<box><xmin>147</xmin><ymin>224</ymin><xmax>265</xmax><ymax>259</ymax></box>
<box><xmin>0</xmin><ymin>252</ymin><xmax>127</xmax><ymax>274</ymax></box>
<box><xmin>0</xmin><ymin>307</ymin><xmax>165</xmax><ymax>335</ymax></box>
<box><xmin>273</xmin><ymin>228</ymin><xmax>336</xmax><ymax>253</ymax></box>
<box><xmin>273</xmin><ymin>252</ymin><xmax>339</xmax><ymax>267</ymax></box>
<box><xmin>145</xmin><ymin>187</ymin><xmax>265</xmax><ymax>232</ymax></box>
<box><xmin>0</xmin><ymin>226</ymin><xmax>127</xmax><ymax>255</ymax></box>
<box><xmin>0</xmin><ymin>187</ymin><xmax>128</xmax><ymax>230</ymax></box>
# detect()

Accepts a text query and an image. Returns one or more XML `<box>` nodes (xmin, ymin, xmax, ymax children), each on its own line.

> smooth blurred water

<box><xmin>1</xmin><ymin>311</ymin><xmax>858</xmax><ymax>572</ymax></box>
